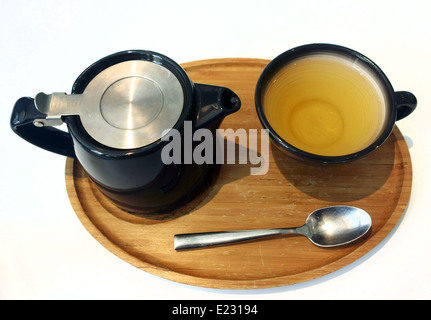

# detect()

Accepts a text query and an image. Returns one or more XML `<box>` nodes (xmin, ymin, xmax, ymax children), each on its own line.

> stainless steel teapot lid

<box><xmin>35</xmin><ymin>60</ymin><xmax>184</xmax><ymax>149</ymax></box>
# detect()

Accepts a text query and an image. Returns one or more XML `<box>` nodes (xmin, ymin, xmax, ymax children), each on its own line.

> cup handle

<box><xmin>10</xmin><ymin>97</ymin><xmax>76</xmax><ymax>158</ymax></box>
<box><xmin>395</xmin><ymin>91</ymin><xmax>417</xmax><ymax>121</ymax></box>
<box><xmin>193</xmin><ymin>83</ymin><xmax>241</xmax><ymax>129</ymax></box>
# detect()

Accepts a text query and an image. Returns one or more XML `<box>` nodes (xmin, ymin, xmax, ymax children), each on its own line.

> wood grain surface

<box><xmin>65</xmin><ymin>58</ymin><xmax>412</xmax><ymax>289</ymax></box>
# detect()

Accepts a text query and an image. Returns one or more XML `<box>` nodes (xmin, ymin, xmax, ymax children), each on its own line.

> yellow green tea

<box><xmin>262</xmin><ymin>53</ymin><xmax>389</xmax><ymax>156</ymax></box>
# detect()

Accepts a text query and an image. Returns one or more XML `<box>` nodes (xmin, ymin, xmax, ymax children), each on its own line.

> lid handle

<box><xmin>34</xmin><ymin>92</ymin><xmax>83</xmax><ymax>127</ymax></box>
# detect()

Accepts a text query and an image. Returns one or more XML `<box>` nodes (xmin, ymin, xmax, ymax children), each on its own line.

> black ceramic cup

<box><xmin>11</xmin><ymin>50</ymin><xmax>241</xmax><ymax>215</ymax></box>
<box><xmin>255</xmin><ymin>43</ymin><xmax>417</xmax><ymax>163</ymax></box>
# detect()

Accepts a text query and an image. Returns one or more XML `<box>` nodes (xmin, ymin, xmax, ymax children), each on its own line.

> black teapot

<box><xmin>11</xmin><ymin>50</ymin><xmax>241</xmax><ymax>214</ymax></box>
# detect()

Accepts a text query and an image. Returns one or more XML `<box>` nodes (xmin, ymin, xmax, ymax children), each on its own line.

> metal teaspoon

<box><xmin>174</xmin><ymin>206</ymin><xmax>372</xmax><ymax>250</ymax></box>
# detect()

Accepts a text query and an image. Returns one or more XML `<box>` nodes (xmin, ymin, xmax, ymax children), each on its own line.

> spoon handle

<box><xmin>174</xmin><ymin>228</ymin><xmax>299</xmax><ymax>250</ymax></box>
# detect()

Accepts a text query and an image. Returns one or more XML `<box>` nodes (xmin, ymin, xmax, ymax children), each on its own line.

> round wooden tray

<box><xmin>65</xmin><ymin>58</ymin><xmax>412</xmax><ymax>289</ymax></box>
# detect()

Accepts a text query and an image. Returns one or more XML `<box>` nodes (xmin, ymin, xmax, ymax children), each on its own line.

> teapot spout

<box><xmin>193</xmin><ymin>83</ymin><xmax>241</xmax><ymax>130</ymax></box>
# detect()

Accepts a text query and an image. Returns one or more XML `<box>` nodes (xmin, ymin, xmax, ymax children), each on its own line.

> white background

<box><xmin>1</xmin><ymin>0</ymin><xmax>430</xmax><ymax>300</ymax></box>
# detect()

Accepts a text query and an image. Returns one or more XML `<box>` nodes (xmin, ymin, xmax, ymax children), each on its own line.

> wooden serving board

<box><xmin>65</xmin><ymin>58</ymin><xmax>412</xmax><ymax>289</ymax></box>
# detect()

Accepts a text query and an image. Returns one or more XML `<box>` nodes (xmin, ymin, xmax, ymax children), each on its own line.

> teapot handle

<box><xmin>193</xmin><ymin>83</ymin><xmax>241</xmax><ymax>130</ymax></box>
<box><xmin>10</xmin><ymin>97</ymin><xmax>76</xmax><ymax>158</ymax></box>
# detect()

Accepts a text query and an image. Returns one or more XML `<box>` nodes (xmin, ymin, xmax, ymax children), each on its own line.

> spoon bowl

<box><xmin>174</xmin><ymin>206</ymin><xmax>372</xmax><ymax>250</ymax></box>
<box><xmin>303</xmin><ymin>206</ymin><xmax>372</xmax><ymax>247</ymax></box>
